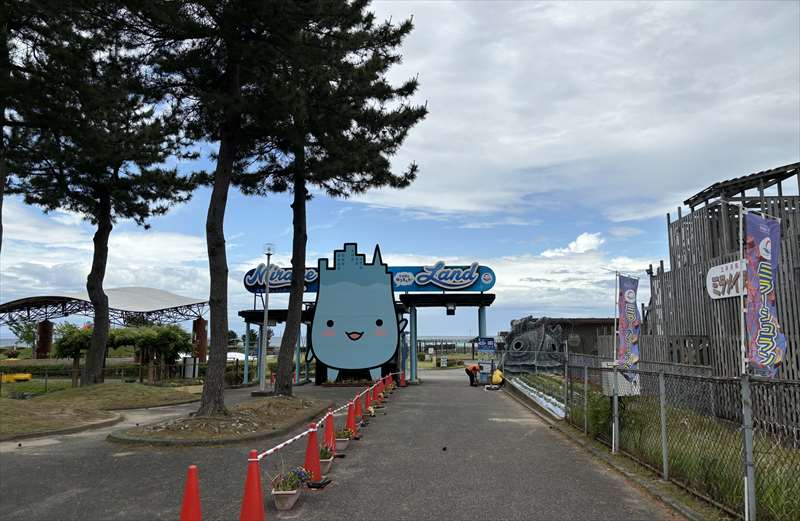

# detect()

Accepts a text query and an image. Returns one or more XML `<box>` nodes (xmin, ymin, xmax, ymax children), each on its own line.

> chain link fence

<box><xmin>511</xmin><ymin>363</ymin><xmax>800</xmax><ymax>521</ymax></box>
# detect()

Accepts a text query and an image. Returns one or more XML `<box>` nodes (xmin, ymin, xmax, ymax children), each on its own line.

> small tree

<box><xmin>8</xmin><ymin>319</ymin><xmax>36</xmax><ymax>348</ymax></box>
<box><xmin>6</xmin><ymin>10</ymin><xmax>198</xmax><ymax>385</ymax></box>
<box><xmin>227</xmin><ymin>330</ymin><xmax>240</xmax><ymax>348</ymax></box>
<box><xmin>54</xmin><ymin>323</ymin><xmax>92</xmax><ymax>386</ymax></box>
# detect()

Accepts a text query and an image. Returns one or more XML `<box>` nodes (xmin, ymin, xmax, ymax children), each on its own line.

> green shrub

<box><xmin>417</xmin><ymin>352</ymin><xmax>426</xmax><ymax>362</ymax></box>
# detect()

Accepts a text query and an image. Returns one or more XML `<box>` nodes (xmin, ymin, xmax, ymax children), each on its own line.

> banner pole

<box><xmin>739</xmin><ymin>204</ymin><xmax>746</xmax><ymax>376</ymax></box>
<box><xmin>613</xmin><ymin>271</ymin><xmax>618</xmax><ymax>363</ymax></box>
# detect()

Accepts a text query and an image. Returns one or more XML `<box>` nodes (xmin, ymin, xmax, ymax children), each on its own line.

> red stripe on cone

<box><xmin>239</xmin><ymin>450</ymin><xmax>265</xmax><ymax>521</ymax></box>
<box><xmin>304</xmin><ymin>423</ymin><xmax>322</xmax><ymax>482</ymax></box>
<box><xmin>324</xmin><ymin>408</ymin><xmax>336</xmax><ymax>455</ymax></box>
<box><xmin>364</xmin><ymin>387</ymin><xmax>372</xmax><ymax>410</ymax></box>
<box><xmin>180</xmin><ymin>465</ymin><xmax>202</xmax><ymax>521</ymax></box>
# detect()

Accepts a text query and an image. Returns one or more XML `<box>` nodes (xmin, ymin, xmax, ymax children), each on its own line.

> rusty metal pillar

<box><xmin>35</xmin><ymin>320</ymin><xmax>53</xmax><ymax>359</ymax></box>
<box><xmin>192</xmin><ymin>317</ymin><xmax>208</xmax><ymax>362</ymax></box>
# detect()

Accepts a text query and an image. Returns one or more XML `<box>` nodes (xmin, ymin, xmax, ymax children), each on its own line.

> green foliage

<box><xmin>319</xmin><ymin>445</ymin><xmax>333</xmax><ymax>459</ymax></box>
<box><xmin>335</xmin><ymin>428</ymin><xmax>354</xmax><ymax>439</ymax></box>
<box><xmin>111</xmin><ymin>325</ymin><xmax>192</xmax><ymax>364</ymax></box>
<box><xmin>8</xmin><ymin>319</ymin><xmax>36</xmax><ymax>347</ymax></box>
<box><xmin>417</xmin><ymin>352</ymin><xmax>426</xmax><ymax>362</ymax></box>
<box><xmin>272</xmin><ymin>466</ymin><xmax>309</xmax><ymax>492</ymax></box>
<box><xmin>54</xmin><ymin>324</ymin><xmax>92</xmax><ymax>359</ymax></box>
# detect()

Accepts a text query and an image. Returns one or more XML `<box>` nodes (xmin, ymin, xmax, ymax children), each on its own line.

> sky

<box><xmin>2</xmin><ymin>1</ymin><xmax>799</xmax><ymax>341</ymax></box>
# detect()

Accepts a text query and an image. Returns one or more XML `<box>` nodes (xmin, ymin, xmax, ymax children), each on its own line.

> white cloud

<box><xmin>351</xmin><ymin>1</ymin><xmax>800</xmax><ymax>221</ymax></box>
<box><xmin>541</xmin><ymin>232</ymin><xmax>605</xmax><ymax>257</ymax></box>
<box><xmin>609</xmin><ymin>226</ymin><xmax>645</xmax><ymax>238</ymax></box>
<box><xmin>382</xmin><ymin>239</ymin><xmax>654</xmax><ymax>317</ymax></box>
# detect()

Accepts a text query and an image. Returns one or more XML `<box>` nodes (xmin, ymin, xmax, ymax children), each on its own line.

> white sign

<box><xmin>706</xmin><ymin>260</ymin><xmax>746</xmax><ymax>299</ymax></box>
<box><xmin>439</xmin><ymin>356</ymin><xmax>448</xmax><ymax>368</ymax></box>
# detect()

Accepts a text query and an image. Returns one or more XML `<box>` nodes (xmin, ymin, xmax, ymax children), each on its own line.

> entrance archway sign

<box><xmin>243</xmin><ymin>261</ymin><xmax>496</xmax><ymax>293</ymax></box>
<box><xmin>240</xmin><ymin>244</ymin><xmax>496</xmax><ymax>384</ymax></box>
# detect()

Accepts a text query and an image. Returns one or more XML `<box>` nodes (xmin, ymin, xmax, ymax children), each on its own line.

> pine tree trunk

<box><xmin>0</xmin><ymin>15</ymin><xmax>8</xmax><ymax>257</ymax></box>
<box><xmin>82</xmin><ymin>196</ymin><xmax>113</xmax><ymax>386</ymax></box>
<box><xmin>197</xmin><ymin>62</ymin><xmax>241</xmax><ymax>417</ymax></box>
<box><xmin>275</xmin><ymin>146</ymin><xmax>307</xmax><ymax>396</ymax></box>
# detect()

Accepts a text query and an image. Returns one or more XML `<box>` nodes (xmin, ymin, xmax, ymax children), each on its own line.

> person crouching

<box><xmin>465</xmin><ymin>364</ymin><xmax>480</xmax><ymax>386</ymax></box>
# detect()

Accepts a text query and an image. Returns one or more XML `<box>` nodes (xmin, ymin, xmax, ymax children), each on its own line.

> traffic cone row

<box><xmin>230</xmin><ymin>375</ymin><xmax>405</xmax><ymax>519</ymax></box>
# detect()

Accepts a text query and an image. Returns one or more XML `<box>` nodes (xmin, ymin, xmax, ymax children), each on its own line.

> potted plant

<box><xmin>270</xmin><ymin>466</ymin><xmax>309</xmax><ymax>511</ymax></box>
<box><xmin>319</xmin><ymin>445</ymin><xmax>334</xmax><ymax>475</ymax></box>
<box><xmin>335</xmin><ymin>428</ymin><xmax>353</xmax><ymax>452</ymax></box>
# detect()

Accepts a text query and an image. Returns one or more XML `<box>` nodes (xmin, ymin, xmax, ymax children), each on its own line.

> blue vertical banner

<box><xmin>616</xmin><ymin>275</ymin><xmax>641</xmax><ymax>371</ymax></box>
<box><xmin>744</xmin><ymin>212</ymin><xmax>787</xmax><ymax>378</ymax></box>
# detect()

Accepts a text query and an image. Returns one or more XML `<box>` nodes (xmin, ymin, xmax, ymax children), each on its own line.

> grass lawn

<box><xmin>0</xmin><ymin>382</ymin><xmax>199</xmax><ymax>439</ymax></box>
<box><xmin>119</xmin><ymin>396</ymin><xmax>329</xmax><ymax>442</ymax></box>
<box><xmin>417</xmin><ymin>352</ymin><xmax>475</xmax><ymax>369</ymax></box>
<box><xmin>0</xmin><ymin>378</ymin><xmax>73</xmax><ymax>398</ymax></box>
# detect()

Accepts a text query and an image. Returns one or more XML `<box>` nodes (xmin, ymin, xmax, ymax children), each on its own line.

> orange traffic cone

<box><xmin>388</xmin><ymin>374</ymin><xmax>393</xmax><ymax>387</ymax></box>
<box><xmin>324</xmin><ymin>408</ymin><xmax>336</xmax><ymax>454</ymax></box>
<box><xmin>346</xmin><ymin>401</ymin><xmax>359</xmax><ymax>436</ymax></box>
<box><xmin>180</xmin><ymin>465</ymin><xmax>202</xmax><ymax>521</ymax></box>
<box><xmin>364</xmin><ymin>387</ymin><xmax>372</xmax><ymax>413</ymax></box>
<box><xmin>239</xmin><ymin>450</ymin><xmax>265</xmax><ymax>521</ymax></box>
<box><xmin>400</xmin><ymin>371</ymin><xmax>407</xmax><ymax>387</ymax></box>
<box><xmin>354</xmin><ymin>393</ymin><xmax>362</xmax><ymax>418</ymax></box>
<box><xmin>304</xmin><ymin>423</ymin><xmax>322</xmax><ymax>482</ymax></box>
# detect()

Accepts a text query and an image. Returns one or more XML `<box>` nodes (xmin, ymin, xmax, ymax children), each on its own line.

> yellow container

<box><xmin>0</xmin><ymin>373</ymin><xmax>33</xmax><ymax>383</ymax></box>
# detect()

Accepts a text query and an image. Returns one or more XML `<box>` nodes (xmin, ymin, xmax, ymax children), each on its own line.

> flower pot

<box><xmin>271</xmin><ymin>488</ymin><xmax>301</xmax><ymax>511</ymax></box>
<box><xmin>335</xmin><ymin>438</ymin><xmax>350</xmax><ymax>452</ymax></box>
<box><xmin>320</xmin><ymin>456</ymin><xmax>333</xmax><ymax>475</ymax></box>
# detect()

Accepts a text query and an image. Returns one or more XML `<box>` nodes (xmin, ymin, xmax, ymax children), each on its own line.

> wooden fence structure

<box><xmin>639</xmin><ymin>163</ymin><xmax>800</xmax><ymax>381</ymax></box>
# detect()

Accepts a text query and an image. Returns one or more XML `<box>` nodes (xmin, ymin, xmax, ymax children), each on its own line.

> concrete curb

<box><xmin>105</xmin><ymin>397</ymin><xmax>201</xmax><ymax>411</ymax></box>
<box><xmin>106</xmin><ymin>400</ymin><xmax>333</xmax><ymax>447</ymax></box>
<box><xmin>0</xmin><ymin>413</ymin><xmax>124</xmax><ymax>442</ymax></box>
<box><xmin>503</xmin><ymin>387</ymin><xmax>708</xmax><ymax>521</ymax></box>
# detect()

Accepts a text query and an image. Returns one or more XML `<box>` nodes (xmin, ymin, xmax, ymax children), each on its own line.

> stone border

<box><xmin>107</xmin><ymin>400</ymin><xmax>333</xmax><ymax>447</ymax></box>
<box><xmin>106</xmin><ymin>397</ymin><xmax>200</xmax><ymax>411</ymax></box>
<box><xmin>0</xmin><ymin>413</ymin><xmax>124</xmax><ymax>442</ymax></box>
<box><xmin>503</xmin><ymin>386</ymin><xmax>708</xmax><ymax>521</ymax></box>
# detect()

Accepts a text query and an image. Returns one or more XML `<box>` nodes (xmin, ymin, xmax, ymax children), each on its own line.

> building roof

<box><xmin>683</xmin><ymin>162</ymin><xmax>800</xmax><ymax>208</ymax></box>
<box><xmin>0</xmin><ymin>287</ymin><xmax>207</xmax><ymax>326</ymax></box>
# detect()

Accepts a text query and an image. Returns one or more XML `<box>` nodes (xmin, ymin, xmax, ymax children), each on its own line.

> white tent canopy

<box><xmin>0</xmin><ymin>287</ymin><xmax>208</xmax><ymax>325</ymax></box>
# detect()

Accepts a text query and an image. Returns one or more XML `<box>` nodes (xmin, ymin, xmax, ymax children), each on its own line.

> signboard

<box><xmin>744</xmin><ymin>213</ymin><xmax>787</xmax><ymax>378</ymax></box>
<box><xmin>706</xmin><ymin>260</ymin><xmax>745</xmax><ymax>299</ymax></box>
<box><xmin>439</xmin><ymin>356</ymin><xmax>448</xmax><ymax>368</ymax></box>
<box><xmin>244</xmin><ymin>260</ymin><xmax>496</xmax><ymax>294</ymax></box>
<box><xmin>477</xmin><ymin>337</ymin><xmax>496</xmax><ymax>353</ymax></box>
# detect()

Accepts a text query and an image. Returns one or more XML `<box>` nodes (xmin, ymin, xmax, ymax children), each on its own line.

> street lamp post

<box><xmin>259</xmin><ymin>243</ymin><xmax>275</xmax><ymax>393</ymax></box>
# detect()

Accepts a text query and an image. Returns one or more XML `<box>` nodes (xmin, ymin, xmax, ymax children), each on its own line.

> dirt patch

<box><xmin>119</xmin><ymin>396</ymin><xmax>328</xmax><ymax>442</ymax></box>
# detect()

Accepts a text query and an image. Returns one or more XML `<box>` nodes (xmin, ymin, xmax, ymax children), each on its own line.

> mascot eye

<box><xmin>326</xmin><ymin>320</ymin><xmax>334</xmax><ymax>327</ymax></box>
<box><xmin>375</xmin><ymin>319</ymin><xmax>383</xmax><ymax>326</ymax></box>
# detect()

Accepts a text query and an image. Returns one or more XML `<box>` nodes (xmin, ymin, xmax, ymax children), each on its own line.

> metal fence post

<box><xmin>658</xmin><ymin>371</ymin><xmax>669</xmax><ymax>480</ymax></box>
<box><xmin>741</xmin><ymin>374</ymin><xmax>757</xmax><ymax>521</ymax></box>
<box><xmin>563</xmin><ymin>361</ymin><xmax>569</xmax><ymax>420</ymax></box>
<box><xmin>583</xmin><ymin>365</ymin><xmax>588</xmax><ymax>435</ymax></box>
<box><xmin>612</xmin><ymin>366</ymin><xmax>619</xmax><ymax>454</ymax></box>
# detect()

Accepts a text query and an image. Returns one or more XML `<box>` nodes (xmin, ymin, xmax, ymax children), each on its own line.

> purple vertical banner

<box><xmin>744</xmin><ymin>212</ymin><xmax>787</xmax><ymax>378</ymax></box>
<box><xmin>617</xmin><ymin>275</ymin><xmax>641</xmax><ymax>371</ymax></box>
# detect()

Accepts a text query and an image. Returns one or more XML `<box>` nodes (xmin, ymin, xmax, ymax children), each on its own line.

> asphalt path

<box><xmin>0</xmin><ymin>370</ymin><xmax>680</xmax><ymax>520</ymax></box>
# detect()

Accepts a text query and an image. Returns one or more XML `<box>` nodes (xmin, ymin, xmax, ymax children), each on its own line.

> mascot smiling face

<box><xmin>311</xmin><ymin>243</ymin><xmax>406</xmax><ymax>382</ymax></box>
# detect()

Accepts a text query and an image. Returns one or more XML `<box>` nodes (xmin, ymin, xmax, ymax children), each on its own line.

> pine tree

<box><xmin>118</xmin><ymin>0</ymin><xmax>296</xmax><ymax>415</ymax></box>
<box><xmin>5</xmin><ymin>8</ymin><xmax>197</xmax><ymax>385</ymax></box>
<box><xmin>239</xmin><ymin>1</ymin><xmax>427</xmax><ymax>396</ymax></box>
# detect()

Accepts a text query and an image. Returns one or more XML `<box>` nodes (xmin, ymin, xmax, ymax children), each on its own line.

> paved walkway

<box><xmin>0</xmin><ymin>370</ymin><xmax>680</xmax><ymax>520</ymax></box>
